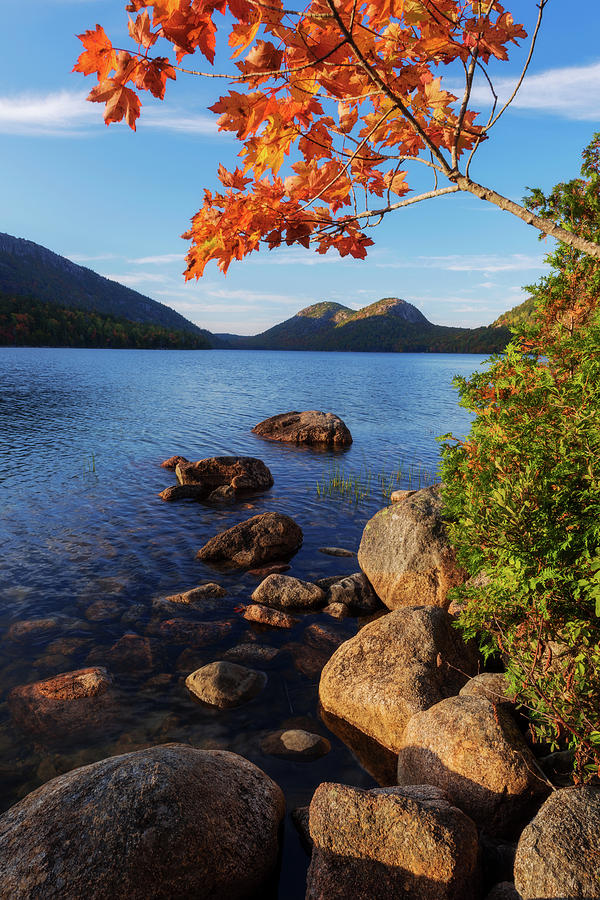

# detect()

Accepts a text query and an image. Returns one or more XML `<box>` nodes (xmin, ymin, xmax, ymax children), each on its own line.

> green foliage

<box><xmin>440</xmin><ymin>134</ymin><xmax>600</xmax><ymax>782</ymax></box>
<box><xmin>0</xmin><ymin>293</ymin><xmax>211</xmax><ymax>350</ymax></box>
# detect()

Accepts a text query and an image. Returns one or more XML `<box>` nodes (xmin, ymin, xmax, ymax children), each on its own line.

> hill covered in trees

<box><xmin>0</xmin><ymin>233</ymin><xmax>208</xmax><ymax>338</ymax></box>
<box><xmin>216</xmin><ymin>297</ymin><xmax>511</xmax><ymax>353</ymax></box>
<box><xmin>0</xmin><ymin>294</ymin><xmax>211</xmax><ymax>350</ymax></box>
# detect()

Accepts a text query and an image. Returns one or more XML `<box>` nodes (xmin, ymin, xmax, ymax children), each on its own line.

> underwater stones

<box><xmin>197</xmin><ymin>512</ymin><xmax>303</xmax><ymax>569</ymax></box>
<box><xmin>318</xmin><ymin>547</ymin><xmax>357</xmax><ymax>557</ymax></box>
<box><xmin>186</xmin><ymin>661</ymin><xmax>267</xmax><ymax>709</ymax></box>
<box><xmin>357</xmin><ymin>484</ymin><xmax>466</xmax><ymax>610</ymax></box>
<box><xmin>0</xmin><ymin>744</ymin><xmax>285</xmax><ymax>900</ymax></box>
<box><xmin>252</xmin><ymin>410</ymin><xmax>352</xmax><ymax>446</ymax></box>
<box><xmin>6</xmin><ymin>618</ymin><xmax>60</xmax><ymax>643</ymax></box>
<box><xmin>84</xmin><ymin>598</ymin><xmax>123</xmax><ymax>622</ymax></box>
<box><xmin>261</xmin><ymin>729</ymin><xmax>330</xmax><ymax>761</ymax></box>
<box><xmin>106</xmin><ymin>633</ymin><xmax>154</xmax><ymax>674</ymax></box>
<box><xmin>158</xmin><ymin>619</ymin><xmax>233</xmax><ymax>647</ymax></box>
<box><xmin>8</xmin><ymin>667</ymin><xmax>114</xmax><ymax>739</ymax></box>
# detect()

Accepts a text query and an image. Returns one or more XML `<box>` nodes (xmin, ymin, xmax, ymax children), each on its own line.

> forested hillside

<box><xmin>0</xmin><ymin>295</ymin><xmax>211</xmax><ymax>350</ymax></box>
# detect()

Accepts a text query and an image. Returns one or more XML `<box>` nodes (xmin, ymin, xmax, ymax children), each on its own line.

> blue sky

<box><xmin>1</xmin><ymin>1</ymin><xmax>599</xmax><ymax>334</ymax></box>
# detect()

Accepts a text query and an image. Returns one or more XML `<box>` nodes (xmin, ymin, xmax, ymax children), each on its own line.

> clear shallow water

<box><xmin>0</xmin><ymin>347</ymin><xmax>487</xmax><ymax>895</ymax></box>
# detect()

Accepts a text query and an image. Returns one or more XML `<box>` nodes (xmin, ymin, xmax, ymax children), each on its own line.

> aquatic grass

<box><xmin>315</xmin><ymin>457</ymin><xmax>437</xmax><ymax>504</ymax></box>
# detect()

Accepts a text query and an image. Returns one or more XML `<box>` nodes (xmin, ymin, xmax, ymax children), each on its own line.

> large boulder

<box><xmin>0</xmin><ymin>744</ymin><xmax>285</xmax><ymax>899</ymax></box>
<box><xmin>176</xmin><ymin>456</ymin><xmax>273</xmax><ymax>494</ymax></box>
<box><xmin>357</xmin><ymin>485</ymin><xmax>465</xmax><ymax>610</ymax></box>
<box><xmin>306</xmin><ymin>783</ymin><xmax>480</xmax><ymax>900</ymax></box>
<box><xmin>8</xmin><ymin>667</ymin><xmax>114</xmax><ymax>740</ymax></box>
<box><xmin>252</xmin><ymin>410</ymin><xmax>352</xmax><ymax>446</ymax></box>
<box><xmin>319</xmin><ymin>606</ymin><xmax>477</xmax><ymax>753</ymax></box>
<box><xmin>397</xmin><ymin>695</ymin><xmax>550</xmax><ymax>838</ymax></box>
<box><xmin>514</xmin><ymin>785</ymin><xmax>600</xmax><ymax>898</ymax></box>
<box><xmin>197</xmin><ymin>512</ymin><xmax>303</xmax><ymax>569</ymax></box>
<box><xmin>251</xmin><ymin>574</ymin><xmax>326</xmax><ymax>611</ymax></box>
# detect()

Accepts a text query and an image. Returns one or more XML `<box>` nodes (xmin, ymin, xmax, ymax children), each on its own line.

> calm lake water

<box><xmin>0</xmin><ymin>347</ymin><xmax>489</xmax><ymax>896</ymax></box>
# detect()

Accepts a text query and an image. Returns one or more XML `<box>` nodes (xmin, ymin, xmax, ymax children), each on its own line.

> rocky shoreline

<box><xmin>0</xmin><ymin>410</ymin><xmax>598</xmax><ymax>898</ymax></box>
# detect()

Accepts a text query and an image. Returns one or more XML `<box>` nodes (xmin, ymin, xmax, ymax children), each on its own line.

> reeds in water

<box><xmin>315</xmin><ymin>457</ymin><xmax>436</xmax><ymax>504</ymax></box>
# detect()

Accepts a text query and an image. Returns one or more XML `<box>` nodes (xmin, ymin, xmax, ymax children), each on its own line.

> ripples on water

<box><xmin>0</xmin><ymin>347</ymin><xmax>488</xmax><ymax>896</ymax></box>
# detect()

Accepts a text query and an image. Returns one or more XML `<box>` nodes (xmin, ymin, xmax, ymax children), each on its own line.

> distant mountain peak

<box><xmin>346</xmin><ymin>296</ymin><xmax>429</xmax><ymax>325</ymax></box>
<box><xmin>297</xmin><ymin>301</ymin><xmax>353</xmax><ymax>323</ymax></box>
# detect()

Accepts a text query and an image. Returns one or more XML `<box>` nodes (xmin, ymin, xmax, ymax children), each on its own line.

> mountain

<box><xmin>491</xmin><ymin>296</ymin><xmax>536</xmax><ymax>329</ymax></box>
<box><xmin>216</xmin><ymin>297</ymin><xmax>510</xmax><ymax>353</ymax></box>
<box><xmin>0</xmin><ymin>232</ymin><xmax>209</xmax><ymax>339</ymax></box>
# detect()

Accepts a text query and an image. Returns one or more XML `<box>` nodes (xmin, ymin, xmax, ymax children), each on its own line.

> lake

<box><xmin>0</xmin><ymin>347</ymin><xmax>489</xmax><ymax>896</ymax></box>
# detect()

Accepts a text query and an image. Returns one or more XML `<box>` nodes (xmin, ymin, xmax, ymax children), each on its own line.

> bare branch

<box><xmin>483</xmin><ymin>0</ymin><xmax>549</xmax><ymax>132</ymax></box>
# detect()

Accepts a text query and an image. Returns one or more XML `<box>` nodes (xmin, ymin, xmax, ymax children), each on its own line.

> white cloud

<box><xmin>0</xmin><ymin>89</ymin><xmax>217</xmax><ymax>137</ymax></box>
<box><xmin>464</xmin><ymin>60</ymin><xmax>600</xmax><ymax>121</ymax></box>
<box><xmin>69</xmin><ymin>252</ymin><xmax>120</xmax><ymax>263</ymax></box>
<box><xmin>128</xmin><ymin>253</ymin><xmax>184</xmax><ymax>265</ymax></box>
<box><xmin>376</xmin><ymin>253</ymin><xmax>544</xmax><ymax>273</ymax></box>
<box><xmin>101</xmin><ymin>271</ymin><xmax>170</xmax><ymax>287</ymax></box>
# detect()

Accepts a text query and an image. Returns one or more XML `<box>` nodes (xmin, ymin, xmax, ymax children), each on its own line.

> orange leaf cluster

<box><xmin>75</xmin><ymin>0</ymin><xmax>528</xmax><ymax>273</ymax></box>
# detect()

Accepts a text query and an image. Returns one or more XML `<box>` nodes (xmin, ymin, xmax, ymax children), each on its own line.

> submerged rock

<box><xmin>197</xmin><ymin>512</ymin><xmax>303</xmax><ymax>569</ymax></box>
<box><xmin>357</xmin><ymin>484</ymin><xmax>466</xmax><ymax>610</ymax></box>
<box><xmin>251</xmin><ymin>574</ymin><xmax>326</xmax><ymax>611</ymax></box>
<box><xmin>397</xmin><ymin>695</ymin><xmax>550</xmax><ymax>838</ymax></box>
<box><xmin>306</xmin><ymin>783</ymin><xmax>480</xmax><ymax>900</ymax></box>
<box><xmin>106</xmin><ymin>633</ymin><xmax>154</xmax><ymax>674</ymax></box>
<box><xmin>252</xmin><ymin>410</ymin><xmax>352</xmax><ymax>446</ymax></box>
<box><xmin>318</xmin><ymin>547</ymin><xmax>356</xmax><ymax>557</ymax></box>
<box><xmin>514</xmin><ymin>785</ymin><xmax>600</xmax><ymax>898</ymax></box>
<box><xmin>8</xmin><ymin>667</ymin><xmax>114</xmax><ymax>739</ymax></box>
<box><xmin>261</xmin><ymin>729</ymin><xmax>330</xmax><ymax>760</ymax></box>
<box><xmin>0</xmin><ymin>744</ymin><xmax>285</xmax><ymax>899</ymax></box>
<box><xmin>158</xmin><ymin>619</ymin><xmax>233</xmax><ymax>647</ymax></box>
<box><xmin>319</xmin><ymin>606</ymin><xmax>476</xmax><ymax>753</ymax></box>
<box><xmin>6</xmin><ymin>618</ymin><xmax>60</xmax><ymax>643</ymax></box>
<box><xmin>186</xmin><ymin>661</ymin><xmax>267</xmax><ymax>708</ymax></box>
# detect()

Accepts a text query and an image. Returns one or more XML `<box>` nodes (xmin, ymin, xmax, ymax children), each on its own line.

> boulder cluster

<box><xmin>1</xmin><ymin>409</ymin><xmax>597</xmax><ymax>899</ymax></box>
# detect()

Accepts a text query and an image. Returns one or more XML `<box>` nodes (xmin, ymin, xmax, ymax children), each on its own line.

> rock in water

<box><xmin>186</xmin><ymin>661</ymin><xmax>267</xmax><ymax>708</ymax></box>
<box><xmin>306</xmin><ymin>783</ymin><xmax>480</xmax><ymax>900</ymax></box>
<box><xmin>251</xmin><ymin>574</ymin><xmax>326</xmax><ymax>610</ymax></box>
<box><xmin>261</xmin><ymin>729</ymin><xmax>331</xmax><ymax>761</ymax></box>
<box><xmin>252</xmin><ymin>410</ymin><xmax>352</xmax><ymax>446</ymax></box>
<box><xmin>357</xmin><ymin>484</ymin><xmax>465</xmax><ymax>610</ymax></box>
<box><xmin>197</xmin><ymin>512</ymin><xmax>303</xmax><ymax>568</ymax></box>
<box><xmin>176</xmin><ymin>456</ymin><xmax>273</xmax><ymax>493</ymax></box>
<box><xmin>0</xmin><ymin>744</ymin><xmax>285</xmax><ymax>899</ymax></box>
<box><xmin>8</xmin><ymin>667</ymin><xmax>114</xmax><ymax>740</ymax></box>
<box><xmin>514</xmin><ymin>785</ymin><xmax>600</xmax><ymax>898</ymax></box>
<box><xmin>318</xmin><ymin>606</ymin><xmax>476</xmax><ymax>753</ymax></box>
<box><xmin>397</xmin><ymin>696</ymin><xmax>550</xmax><ymax>838</ymax></box>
